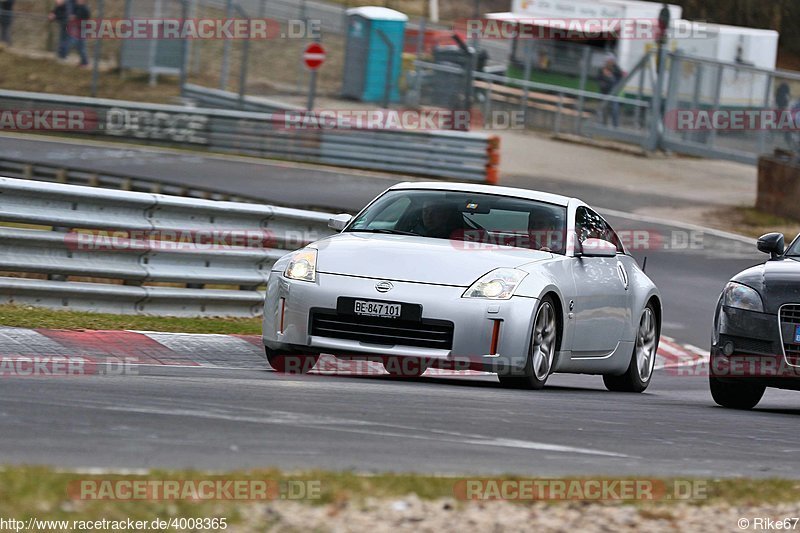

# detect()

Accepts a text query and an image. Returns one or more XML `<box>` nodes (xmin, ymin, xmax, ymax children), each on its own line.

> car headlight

<box><xmin>284</xmin><ymin>248</ymin><xmax>318</xmax><ymax>282</ymax></box>
<box><xmin>721</xmin><ymin>282</ymin><xmax>763</xmax><ymax>312</ymax></box>
<box><xmin>463</xmin><ymin>268</ymin><xmax>528</xmax><ymax>300</ymax></box>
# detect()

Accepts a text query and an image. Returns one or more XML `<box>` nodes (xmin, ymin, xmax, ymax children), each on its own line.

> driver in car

<box><xmin>529</xmin><ymin>210</ymin><xmax>565</xmax><ymax>253</ymax></box>
<box><xmin>413</xmin><ymin>200</ymin><xmax>464</xmax><ymax>239</ymax></box>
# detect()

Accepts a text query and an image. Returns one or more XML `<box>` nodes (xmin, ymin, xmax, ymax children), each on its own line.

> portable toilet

<box><xmin>342</xmin><ymin>7</ymin><xmax>408</xmax><ymax>103</ymax></box>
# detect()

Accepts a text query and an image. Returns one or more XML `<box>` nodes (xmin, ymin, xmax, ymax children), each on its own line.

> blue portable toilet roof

<box><xmin>346</xmin><ymin>6</ymin><xmax>409</xmax><ymax>21</ymax></box>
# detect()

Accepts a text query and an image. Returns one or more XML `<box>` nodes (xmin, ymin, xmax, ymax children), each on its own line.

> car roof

<box><xmin>388</xmin><ymin>181</ymin><xmax>574</xmax><ymax>207</ymax></box>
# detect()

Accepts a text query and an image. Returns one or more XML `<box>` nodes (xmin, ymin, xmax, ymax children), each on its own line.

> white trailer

<box><xmin>625</xmin><ymin>22</ymin><xmax>779</xmax><ymax>106</ymax></box>
<box><xmin>486</xmin><ymin>0</ymin><xmax>780</xmax><ymax>106</ymax></box>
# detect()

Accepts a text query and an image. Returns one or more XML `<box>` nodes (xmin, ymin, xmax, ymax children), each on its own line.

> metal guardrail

<box><xmin>0</xmin><ymin>156</ymin><xmax>258</xmax><ymax>203</ymax></box>
<box><xmin>0</xmin><ymin>89</ymin><xmax>498</xmax><ymax>183</ymax></box>
<box><xmin>0</xmin><ymin>177</ymin><xmax>336</xmax><ymax>317</ymax></box>
<box><xmin>182</xmin><ymin>84</ymin><xmax>301</xmax><ymax>114</ymax></box>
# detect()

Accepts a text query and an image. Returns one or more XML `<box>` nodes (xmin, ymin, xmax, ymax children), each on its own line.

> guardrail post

<box><xmin>485</xmin><ymin>136</ymin><xmax>500</xmax><ymax>185</ymax></box>
<box><xmin>645</xmin><ymin>46</ymin><xmax>668</xmax><ymax>152</ymax></box>
<box><xmin>576</xmin><ymin>47</ymin><xmax>590</xmax><ymax>135</ymax></box>
<box><xmin>521</xmin><ymin>41</ymin><xmax>532</xmax><ymax>126</ymax></box>
<box><xmin>179</xmin><ymin>0</ymin><xmax>190</xmax><ymax>97</ymax></box>
<box><xmin>236</xmin><ymin>5</ymin><xmax>252</xmax><ymax>109</ymax></box>
<box><xmin>758</xmin><ymin>72</ymin><xmax>774</xmax><ymax>155</ymax></box>
<box><xmin>23</xmin><ymin>164</ymin><xmax>33</xmax><ymax>180</ymax></box>
<box><xmin>555</xmin><ymin>94</ymin><xmax>564</xmax><ymax>135</ymax></box>
<box><xmin>483</xmin><ymin>81</ymin><xmax>492</xmax><ymax>129</ymax></box>
<box><xmin>219</xmin><ymin>0</ymin><xmax>234</xmax><ymax>90</ymax></box>
<box><xmin>684</xmin><ymin>63</ymin><xmax>703</xmax><ymax>142</ymax></box>
<box><xmin>56</xmin><ymin>168</ymin><xmax>68</xmax><ymax>184</ymax></box>
<box><xmin>707</xmin><ymin>65</ymin><xmax>725</xmax><ymax>149</ymax></box>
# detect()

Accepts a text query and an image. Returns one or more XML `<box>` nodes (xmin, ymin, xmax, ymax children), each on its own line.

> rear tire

<box><xmin>498</xmin><ymin>296</ymin><xmax>558</xmax><ymax>390</ymax></box>
<box><xmin>265</xmin><ymin>348</ymin><xmax>318</xmax><ymax>374</ymax></box>
<box><xmin>603</xmin><ymin>303</ymin><xmax>659</xmax><ymax>393</ymax></box>
<box><xmin>709</xmin><ymin>377</ymin><xmax>765</xmax><ymax>410</ymax></box>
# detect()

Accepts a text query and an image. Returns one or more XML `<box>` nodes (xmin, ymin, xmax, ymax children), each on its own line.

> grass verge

<box><xmin>1</xmin><ymin>465</ymin><xmax>800</xmax><ymax>526</ymax></box>
<box><xmin>711</xmin><ymin>206</ymin><xmax>800</xmax><ymax>240</ymax></box>
<box><xmin>0</xmin><ymin>304</ymin><xmax>262</xmax><ymax>335</ymax></box>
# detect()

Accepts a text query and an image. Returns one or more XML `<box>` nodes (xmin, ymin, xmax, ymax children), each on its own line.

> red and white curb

<box><xmin>655</xmin><ymin>336</ymin><xmax>707</xmax><ymax>370</ymax></box>
<box><xmin>0</xmin><ymin>327</ymin><xmax>706</xmax><ymax>376</ymax></box>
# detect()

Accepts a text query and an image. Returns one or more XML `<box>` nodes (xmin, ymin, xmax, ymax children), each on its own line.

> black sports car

<box><xmin>710</xmin><ymin>232</ymin><xmax>800</xmax><ymax>409</ymax></box>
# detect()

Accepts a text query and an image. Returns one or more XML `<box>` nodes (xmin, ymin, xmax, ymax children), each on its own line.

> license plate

<box><xmin>354</xmin><ymin>300</ymin><xmax>402</xmax><ymax>319</ymax></box>
<box><xmin>795</xmin><ymin>325</ymin><xmax>800</xmax><ymax>344</ymax></box>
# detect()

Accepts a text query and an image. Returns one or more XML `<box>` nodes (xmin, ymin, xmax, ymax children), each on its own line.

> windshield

<box><xmin>347</xmin><ymin>189</ymin><xmax>568</xmax><ymax>254</ymax></box>
<box><xmin>787</xmin><ymin>235</ymin><xmax>800</xmax><ymax>256</ymax></box>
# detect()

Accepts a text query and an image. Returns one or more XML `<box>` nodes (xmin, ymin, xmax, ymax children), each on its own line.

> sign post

<box><xmin>303</xmin><ymin>42</ymin><xmax>327</xmax><ymax>111</ymax></box>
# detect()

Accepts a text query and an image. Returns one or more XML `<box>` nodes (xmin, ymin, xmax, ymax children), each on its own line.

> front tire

<box><xmin>498</xmin><ymin>296</ymin><xmax>558</xmax><ymax>390</ymax></box>
<box><xmin>265</xmin><ymin>348</ymin><xmax>319</xmax><ymax>374</ymax></box>
<box><xmin>603</xmin><ymin>303</ymin><xmax>659</xmax><ymax>393</ymax></box>
<box><xmin>709</xmin><ymin>377</ymin><xmax>765</xmax><ymax>410</ymax></box>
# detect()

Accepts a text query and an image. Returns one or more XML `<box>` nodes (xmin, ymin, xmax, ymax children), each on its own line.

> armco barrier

<box><xmin>0</xmin><ymin>89</ymin><xmax>498</xmax><ymax>182</ymax></box>
<box><xmin>0</xmin><ymin>155</ymin><xmax>257</xmax><ymax>203</ymax></box>
<box><xmin>0</xmin><ymin>177</ymin><xmax>336</xmax><ymax>317</ymax></box>
<box><xmin>182</xmin><ymin>83</ymin><xmax>301</xmax><ymax>114</ymax></box>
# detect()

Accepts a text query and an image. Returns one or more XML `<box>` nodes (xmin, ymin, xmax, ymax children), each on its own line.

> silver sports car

<box><xmin>262</xmin><ymin>182</ymin><xmax>662</xmax><ymax>392</ymax></box>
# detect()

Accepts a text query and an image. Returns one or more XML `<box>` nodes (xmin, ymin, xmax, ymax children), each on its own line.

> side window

<box><xmin>575</xmin><ymin>207</ymin><xmax>624</xmax><ymax>253</ymax></box>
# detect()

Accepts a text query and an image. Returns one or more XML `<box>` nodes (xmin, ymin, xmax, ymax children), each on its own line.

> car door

<box><xmin>570</xmin><ymin>207</ymin><xmax>630</xmax><ymax>356</ymax></box>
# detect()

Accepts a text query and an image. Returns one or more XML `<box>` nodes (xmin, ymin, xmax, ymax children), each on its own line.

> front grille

<box><xmin>781</xmin><ymin>304</ymin><xmax>800</xmax><ymax>325</ymax></box>
<box><xmin>310</xmin><ymin>310</ymin><xmax>454</xmax><ymax>350</ymax></box>
<box><xmin>780</xmin><ymin>304</ymin><xmax>800</xmax><ymax>366</ymax></box>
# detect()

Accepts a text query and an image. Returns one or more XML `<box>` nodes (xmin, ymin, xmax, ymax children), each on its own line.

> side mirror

<box><xmin>328</xmin><ymin>214</ymin><xmax>353</xmax><ymax>231</ymax></box>
<box><xmin>580</xmin><ymin>238</ymin><xmax>618</xmax><ymax>258</ymax></box>
<box><xmin>757</xmin><ymin>232</ymin><xmax>785</xmax><ymax>259</ymax></box>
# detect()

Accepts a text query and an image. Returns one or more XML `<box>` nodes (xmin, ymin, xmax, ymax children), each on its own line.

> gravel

<box><xmin>232</xmin><ymin>495</ymin><xmax>800</xmax><ymax>532</ymax></box>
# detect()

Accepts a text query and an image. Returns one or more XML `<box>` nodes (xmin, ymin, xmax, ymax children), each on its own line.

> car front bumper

<box><xmin>711</xmin><ymin>305</ymin><xmax>800</xmax><ymax>383</ymax></box>
<box><xmin>262</xmin><ymin>270</ymin><xmax>546</xmax><ymax>372</ymax></box>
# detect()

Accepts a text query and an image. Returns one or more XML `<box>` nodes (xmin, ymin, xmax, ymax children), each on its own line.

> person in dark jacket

<box><xmin>598</xmin><ymin>53</ymin><xmax>623</xmax><ymax>127</ymax></box>
<box><xmin>0</xmin><ymin>0</ymin><xmax>14</xmax><ymax>45</ymax></box>
<box><xmin>50</xmin><ymin>0</ymin><xmax>89</xmax><ymax>66</ymax></box>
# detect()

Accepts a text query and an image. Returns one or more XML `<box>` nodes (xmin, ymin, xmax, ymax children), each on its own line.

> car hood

<box><xmin>732</xmin><ymin>257</ymin><xmax>800</xmax><ymax>313</ymax></box>
<box><xmin>314</xmin><ymin>233</ymin><xmax>554</xmax><ymax>286</ymax></box>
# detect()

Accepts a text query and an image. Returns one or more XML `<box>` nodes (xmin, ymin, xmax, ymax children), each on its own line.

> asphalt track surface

<box><xmin>2</xmin><ymin>134</ymin><xmax>798</xmax><ymax>477</ymax></box>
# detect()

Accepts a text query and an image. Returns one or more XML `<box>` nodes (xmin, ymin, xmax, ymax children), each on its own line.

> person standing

<box><xmin>69</xmin><ymin>0</ymin><xmax>91</xmax><ymax>66</ymax></box>
<box><xmin>50</xmin><ymin>0</ymin><xmax>89</xmax><ymax>66</ymax></box>
<box><xmin>598</xmin><ymin>53</ymin><xmax>623</xmax><ymax>128</ymax></box>
<box><xmin>49</xmin><ymin>0</ymin><xmax>71</xmax><ymax>60</ymax></box>
<box><xmin>0</xmin><ymin>0</ymin><xmax>15</xmax><ymax>45</ymax></box>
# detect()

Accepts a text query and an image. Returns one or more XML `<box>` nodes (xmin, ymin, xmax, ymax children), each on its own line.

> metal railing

<box><xmin>0</xmin><ymin>177</ymin><xmax>336</xmax><ymax>317</ymax></box>
<box><xmin>410</xmin><ymin>59</ymin><xmax>653</xmax><ymax>149</ymax></box>
<box><xmin>0</xmin><ymin>156</ymin><xmax>257</xmax><ymax>203</ymax></box>
<box><xmin>0</xmin><ymin>89</ymin><xmax>498</xmax><ymax>182</ymax></box>
<box><xmin>182</xmin><ymin>84</ymin><xmax>301</xmax><ymax>114</ymax></box>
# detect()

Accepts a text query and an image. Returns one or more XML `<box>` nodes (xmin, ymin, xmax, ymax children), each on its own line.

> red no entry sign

<box><xmin>303</xmin><ymin>43</ymin><xmax>326</xmax><ymax>70</ymax></box>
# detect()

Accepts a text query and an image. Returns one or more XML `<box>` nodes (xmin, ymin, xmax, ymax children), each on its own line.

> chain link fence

<box><xmin>662</xmin><ymin>53</ymin><xmax>800</xmax><ymax>164</ymax></box>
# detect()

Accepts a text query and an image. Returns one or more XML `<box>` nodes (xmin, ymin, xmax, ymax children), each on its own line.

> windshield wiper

<box><xmin>349</xmin><ymin>229</ymin><xmax>422</xmax><ymax>236</ymax></box>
